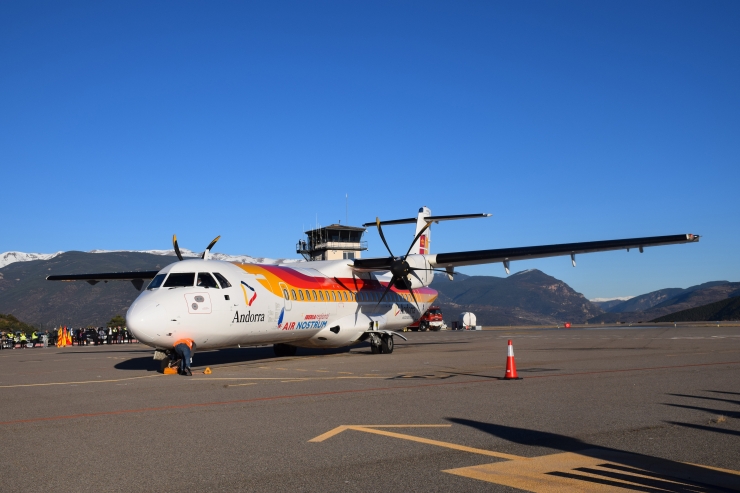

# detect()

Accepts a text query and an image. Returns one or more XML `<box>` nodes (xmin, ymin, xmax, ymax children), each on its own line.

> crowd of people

<box><xmin>0</xmin><ymin>326</ymin><xmax>136</xmax><ymax>349</ymax></box>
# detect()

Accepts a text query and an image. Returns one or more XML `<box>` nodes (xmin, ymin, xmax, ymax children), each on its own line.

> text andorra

<box><xmin>232</xmin><ymin>311</ymin><xmax>266</xmax><ymax>323</ymax></box>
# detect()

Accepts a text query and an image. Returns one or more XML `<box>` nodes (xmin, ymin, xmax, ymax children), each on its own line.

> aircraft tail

<box><xmin>412</xmin><ymin>206</ymin><xmax>432</xmax><ymax>255</ymax></box>
<box><xmin>362</xmin><ymin>207</ymin><xmax>491</xmax><ymax>256</ymax></box>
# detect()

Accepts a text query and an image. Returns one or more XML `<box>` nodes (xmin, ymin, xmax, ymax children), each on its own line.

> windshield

<box><xmin>147</xmin><ymin>274</ymin><xmax>166</xmax><ymax>290</ymax></box>
<box><xmin>196</xmin><ymin>272</ymin><xmax>219</xmax><ymax>288</ymax></box>
<box><xmin>213</xmin><ymin>272</ymin><xmax>232</xmax><ymax>288</ymax></box>
<box><xmin>428</xmin><ymin>309</ymin><xmax>441</xmax><ymax>315</ymax></box>
<box><xmin>163</xmin><ymin>273</ymin><xmax>195</xmax><ymax>288</ymax></box>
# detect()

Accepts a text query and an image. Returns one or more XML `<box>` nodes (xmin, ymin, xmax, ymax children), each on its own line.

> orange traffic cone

<box><xmin>503</xmin><ymin>340</ymin><xmax>522</xmax><ymax>380</ymax></box>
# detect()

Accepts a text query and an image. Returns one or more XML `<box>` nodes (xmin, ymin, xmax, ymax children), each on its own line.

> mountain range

<box><xmin>586</xmin><ymin>281</ymin><xmax>740</xmax><ymax>323</ymax></box>
<box><xmin>0</xmin><ymin>250</ymin><xmax>737</xmax><ymax>327</ymax></box>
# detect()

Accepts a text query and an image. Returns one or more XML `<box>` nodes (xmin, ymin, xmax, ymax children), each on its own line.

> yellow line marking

<box><xmin>190</xmin><ymin>376</ymin><xmax>387</xmax><ymax>382</ymax></box>
<box><xmin>224</xmin><ymin>383</ymin><xmax>257</xmax><ymax>387</ymax></box>
<box><xmin>0</xmin><ymin>374</ymin><xmax>162</xmax><ymax>388</ymax></box>
<box><xmin>309</xmin><ymin>424</ymin><xmax>451</xmax><ymax>443</ymax></box>
<box><xmin>353</xmin><ymin>427</ymin><xmax>525</xmax><ymax>460</ymax></box>
<box><xmin>309</xmin><ymin>424</ymin><xmax>522</xmax><ymax>460</ymax></box>
<box><xmin>685</xmin><ymin>462</ymin><xmax>740</xmax><ymax>476</ymax></box>
<box><xmin>338</xmin><ymin>371</ymin><xmax>353</xmax><ymax>374</ymax></box>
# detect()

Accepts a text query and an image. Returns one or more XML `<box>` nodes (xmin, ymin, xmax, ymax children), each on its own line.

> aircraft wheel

<box><xmin>159</xmin><ymin>356</ymin><xmax>171</xmax><ymax>372</ymax></box>
<box><xmin>371</xmin><ymin>344</ymin><xmax>381</xmax><ymax>354</ymax></box>
<box><xmin>274</xmin><ymin>343</ymin><xmax>297</xmax><ymax>357</ymax></box>
<box><xmin>380</xmin><ymin>335</ymin><xmax>394</xmax><ymax>354</ymax></box>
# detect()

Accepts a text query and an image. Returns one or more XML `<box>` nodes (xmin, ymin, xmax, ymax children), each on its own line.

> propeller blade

<box><xmin>402</xmin><ymin>276</ymin><xmax>421</xmax><ymax>311</ymax></box>
<box><xmin>375</xmin><ymin>276</ymin><xmax>398</xmax><ymax>308</ymax></box>
<box><xmin>409</xmin><ymin>267</ymin><xmax>460</xmax><ymax>276</ymax></box>
<box><xmin>376</xmin><ymin>217</ymin><xmax>395</xmax><ymax>258</ymax></box>
<box><xmin>173</xmin><ymin>235</ymin><xmax>184</xmax><ymax>261</ymax></box>
<box><xmin>202</xmin><ymin>235</ymin><xmax>221</xmax><ymax>259</ymax></box>
<box><xmin>405</xmin><ymin>221</ymin><xmax>432</xmax><ymax>258</ymax></box>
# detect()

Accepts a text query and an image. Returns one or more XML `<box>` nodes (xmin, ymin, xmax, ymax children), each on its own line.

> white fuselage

<box><xmin>126</xmin><ymin>258</ymin><xmax>437</xmax><ymax>351</ymax></box>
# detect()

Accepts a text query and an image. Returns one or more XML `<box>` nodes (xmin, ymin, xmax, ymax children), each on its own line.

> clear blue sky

<box><xmin>1</xmin><ymin>1</ymin><xmax>738</xmax><ymax>299</ymax></box>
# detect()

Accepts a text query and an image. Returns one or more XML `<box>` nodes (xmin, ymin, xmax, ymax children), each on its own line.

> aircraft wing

<box><xmin>429</xmin><ymin>234</ymin><xmax>699</xmax><ymax>269</ymax></box>
<box><xmin>47</xmin><ymin>271</ymin><xmax>159</xmax><ymax>290</ymax></box>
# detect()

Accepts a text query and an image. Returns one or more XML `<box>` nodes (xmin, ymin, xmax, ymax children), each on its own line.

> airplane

<box><xmin>47</xmin><ymin>207</ymin><xmax>699</xmax><ymax>368</ymax></box>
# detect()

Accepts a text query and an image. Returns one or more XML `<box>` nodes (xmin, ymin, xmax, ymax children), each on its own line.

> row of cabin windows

<box><xmin>147</xmin><ymin>272</ymin><xmax>233</xmax><ymax>290</ymax></box>
<box><xmin>281</xmin><ymin>288</ymin><xmax>414</xmax><ymax>303</ymax></box>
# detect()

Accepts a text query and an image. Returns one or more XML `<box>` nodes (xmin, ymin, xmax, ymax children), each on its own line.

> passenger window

<box><xmin>298</xmin><ymin>290</ymin><xmax>305</xmax><ymax>301</ymax></box>
<box><xmin>147</xmin><ymin>274</ymin><xmax>166</xmax><ymax>290</ymax></box>
<box><xmin>213</xmin><ymin>272</ymin><xmax>232</xmax><ymax>288</ymax></box>
<box><xmin>318</xmin><ymin>291</ymin><xmax>324</xmax><ymax>301</ymax></box>
<box><xmin>332</xmin><ymin>291</ymin><xmax>337</xmax><ymax>301</ymax></box>
<box><xmin>312</xmin><ymin>290</ymin><xmax>317</xmax><ymax>301</ymax></box>
<box><xmin>325</xmin><ymin>291</ymin><xmax>330</xmax><ymax>301</ymax></box>
<box><xmin>197</xmin><ymin>273</ymin><xmax>219</xmax><ymax>288</ymax></box>
<box><xmin>163</xmin><ymin>273</ymin><xmax>195</xmax><ymax>287</ymax></box>
<box><xmin>283</xmin><ymin>289</ymin><xmax>289</xmax><ymax>300</ymax></box>
<box><xmin>291</xmin><ymin>289</ymin><xmax>297</xmax><ymax>300</ymax></box>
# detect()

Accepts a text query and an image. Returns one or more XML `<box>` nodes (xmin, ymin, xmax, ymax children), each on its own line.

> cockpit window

<box><xmin>213</xmin><ymin>272</ymin><xmax>232</xmax><ymax>288</ymax></box>
<box><xmin>197</xmin><ymin>272</ymin><xmax>219</xmax><ymax>289</ymax></box>
<box><xmin>163</xmin><ymin>273</ymin><xmax>195</xmax><ymax>287</ymax></box>
<box><xmin>147</xmin><ymin>274</ymin><xmax>166</xmax><ymax>290</ymax></box>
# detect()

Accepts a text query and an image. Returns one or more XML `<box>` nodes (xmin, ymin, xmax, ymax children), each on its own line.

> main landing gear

<box><xmin>369</xmin><ymin>333</ymin><xmax>394</xmax><ymax>354</ymax></box>
<box><xmin>273</xmin><ymin>343</ymin><xmax>298</xmax><ymax>357</ymax></box>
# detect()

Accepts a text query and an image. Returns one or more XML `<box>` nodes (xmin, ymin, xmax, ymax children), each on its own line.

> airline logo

<box><xmin>241</xmin><ymin>281</ymin><xmax>257</xmax><ymax>306</ymax></box>
<box><xmin>419</xmin><ymin>235</ymin><xmax>427</xmax><ymax>254</ymax></box>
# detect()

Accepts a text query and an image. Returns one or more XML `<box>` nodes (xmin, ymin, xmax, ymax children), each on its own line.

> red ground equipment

<box><xmin>408</xmin><ymin>306</ymin><xmax>444</xmax><ymax>331</ymax></box>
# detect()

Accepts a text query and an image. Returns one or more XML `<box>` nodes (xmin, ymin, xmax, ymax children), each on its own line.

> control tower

<box><xmin>296</xmin><ymin>224</ymin><xmax>367</xmax><ymax>261</ymax></box>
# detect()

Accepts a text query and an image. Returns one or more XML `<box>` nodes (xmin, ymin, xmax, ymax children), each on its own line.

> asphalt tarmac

<box><xmin>1</xmin><ymin>325</ymin><xmax>739</xmax><ymax>492</ymax></box>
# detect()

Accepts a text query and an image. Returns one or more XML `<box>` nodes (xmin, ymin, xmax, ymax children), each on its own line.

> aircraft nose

<box><xmin>126</xmin><ymin>298</ymin><xmax>167</xmax><ymax>346</ymax></box>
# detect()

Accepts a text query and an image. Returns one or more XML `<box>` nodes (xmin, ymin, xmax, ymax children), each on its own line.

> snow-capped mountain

<box><xmin>0</xmin><ymin>251</ymin><xmax>64</xmax><ymax>269</ymax></box>
<box><xmin>0</xmin><ymin>249</ymin><xmax>304</xmax><ymax>269</ymax></box>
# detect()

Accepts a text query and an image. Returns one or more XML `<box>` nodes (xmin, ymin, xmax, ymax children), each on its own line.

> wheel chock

<box><xmin>203</xmin><ymin>367</ymin><xmax>212</xmax><ymax>374</ymax></box>
<box><xmin>163</xmin><ymin>367</ymin><xmax>178</xmax><ymax>375</ymax></box>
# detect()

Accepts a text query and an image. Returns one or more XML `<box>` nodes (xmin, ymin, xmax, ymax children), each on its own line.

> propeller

<box><xmin>202</xmin><ymin>235</ymin><xmax>221</xmax><ymax>260</ymax></box>
<box><xmin>373</xmin><ymin>217</ymin><xmax>433</xmax><ymax>310</ymax></box>
<box><xmin>172</xmin><ymin>235</ymin><xmax>221</xmax><ymax>261</ymax></box>
<box><xmin>173</xmin><ymin>234</ymin><xmax>184</xmax><ymax>261</ymax></box>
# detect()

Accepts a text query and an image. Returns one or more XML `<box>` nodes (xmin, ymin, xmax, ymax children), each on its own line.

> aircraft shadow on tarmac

<box><xmin>446</xmin><ymin>418</ymin><xmax>740</xmax><ymax>492</ymax></box>
<box><xmin>113</xmin><ymin>345</ymin><xmax>353</xmax><ymax>371</ymax></box>
<box><xmin>439</xmin><ymin>368</ymin><xmax>561</xmax><ymax>380</ymax></box>
<box><xmin>661</xmin><ymin>390</ymin><xmax>740</xmax><ymax>440</ymax></box>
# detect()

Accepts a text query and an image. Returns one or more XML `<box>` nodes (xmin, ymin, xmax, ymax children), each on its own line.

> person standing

<box><xmin>172</xmin><ymin>339</ymin><xmax>194</xmax><ymax>376</ymax></box>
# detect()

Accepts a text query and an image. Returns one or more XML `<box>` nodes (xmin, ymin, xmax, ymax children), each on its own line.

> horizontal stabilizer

<box><xmin>362</xmin><ymin>213</ymin><xmax>490</xmax><ymax>227</ymax></box>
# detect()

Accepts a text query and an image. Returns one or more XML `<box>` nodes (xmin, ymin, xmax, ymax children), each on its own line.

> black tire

<box><xmin>371</xmin><ymin>344</ymin><xmax>381</xmax><ymax>354</ymax></box>
<box><xmin>380</xmin><ymin>335</ymin><xmax>394</xmax><ymax>354</ymax></box>
<box><xmin>274</xmin><ymin>343</ymin><xmax>297</xmax><ymax>357</ymax></box>
<box><xmin>419</xmin><ymin>322</ymin><xmax>428</xmax><ymax>332</ymax></box>
<box><xmin>159</xmin><ymin>356</ymin><xmax>171</xmax><ymax>372</ymax></box>
<box><xmin>431</xmin><ymin>325</ymin><xmax>441</xmax><ymax>332</ymax></box>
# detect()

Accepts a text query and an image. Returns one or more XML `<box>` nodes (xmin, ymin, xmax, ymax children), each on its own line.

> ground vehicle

<box><xmin>408</xmin><ymin>306</ymin><xmax>444</xmax><ymax>331</ymax></box>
